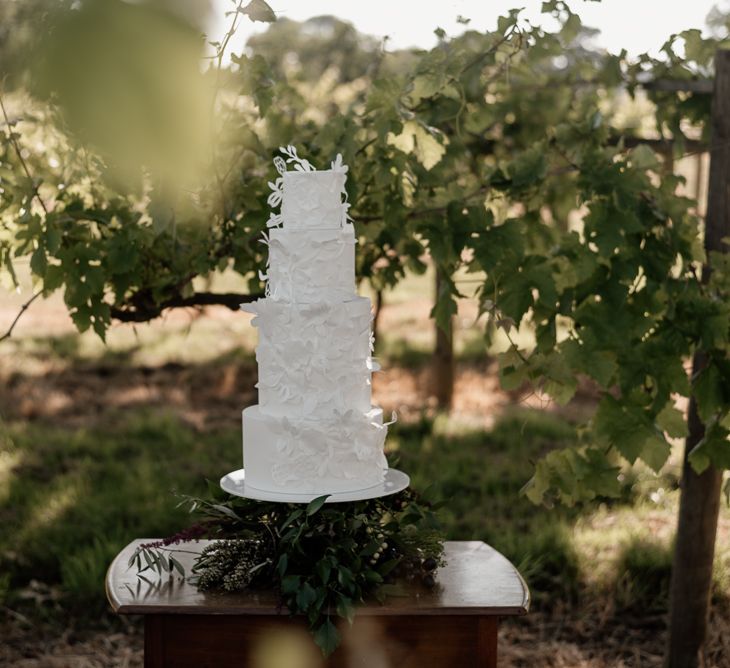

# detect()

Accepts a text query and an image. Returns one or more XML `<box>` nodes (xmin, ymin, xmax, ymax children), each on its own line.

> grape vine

<box><xmin>1</xmin><ymin>1</ymin><xmax>729</xmax><ymax>500</ymax></box>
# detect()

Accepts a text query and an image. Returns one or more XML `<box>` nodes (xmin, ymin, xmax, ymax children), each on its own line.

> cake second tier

<box><xmin>242</xmin><ymin>296</ymin><xmax>375</xmax><ymax>419</ymax></box>
<box><xmin>265</xmin><ymin>226</ymin><xmax>355</xmax><ymax>303</ymax></box>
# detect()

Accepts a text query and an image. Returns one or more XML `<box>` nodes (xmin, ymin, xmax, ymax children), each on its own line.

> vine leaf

<box><xmin>593</xmin><ymin>396</ymin><xmax>671</xmax><ymax>472</ymax></box>
<box><xmin>656</xmin><ymin>403</ymin><xmax>689</xmax><ymax>439</ymax></box>
<box><xmin>313</xmin><ymin>618</ymin><xmax>340</xmax><ymax>657</ymax></box>
<box><xmin>242</xmin><ymin>0</ymin><xmax>276</xmax><ymax>23</ymax></box>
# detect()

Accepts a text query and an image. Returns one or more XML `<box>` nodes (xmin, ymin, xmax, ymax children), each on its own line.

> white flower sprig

<box><xmin>330</xmin><ymin>153</ymin><xmax>348</xmax><ymax>174</ymax></box>
<box><xmin>279</xmin><ymin>145</ymin><xmax>315</xmax><ymax>172</ymax></box>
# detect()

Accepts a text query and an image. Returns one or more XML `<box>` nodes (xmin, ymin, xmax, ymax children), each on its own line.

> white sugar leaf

<box><xmin>273</xmin><ymin>156</ymin><xmax>286</xmax><ymax>175</ymax></box>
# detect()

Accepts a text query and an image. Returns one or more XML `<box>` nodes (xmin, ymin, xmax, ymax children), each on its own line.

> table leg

<box><xmin>141</xmin><ymin>614</ymin><xmax>500</xmax><ymax>667</ymax></box>
<box><xmin>477</xmin><ymin>617</ymin><xmax>499</xmax><ymax>668</ymax></box>
<box><xmin>144</xmin><ymin>616</ymin><xmax>165</xmax><ymax>668</ymax></box>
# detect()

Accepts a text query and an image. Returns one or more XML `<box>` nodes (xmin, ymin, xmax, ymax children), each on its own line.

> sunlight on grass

<box><xmin>24</xmin><ymin>478</ymin><xmax>80</xmax><ymax>536</ymax></box>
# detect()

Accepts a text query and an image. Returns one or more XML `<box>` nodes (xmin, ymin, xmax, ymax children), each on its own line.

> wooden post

<box><xmin>373</xmin><ymin>288</ymin><xmax>384</xmax><ymax>346</ymax></box>
<box><xmin>432</xmin><ymin>267</ymin><xmax>454</xmax><ymax>410</ymax></box>
<box><xmin>665</xmin><ymin>49</ymin><xmax>730</xmax><ymax>668</ymax></box>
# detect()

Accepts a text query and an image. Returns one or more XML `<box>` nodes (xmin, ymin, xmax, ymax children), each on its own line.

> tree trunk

<box><xmin>665</xmin><ymin>49</ymin><xmax>730</xmax><ymax>668</ymax></box>
<box><xmin>432</xmin><ymin>267</ymin><xmax>454</xmax><ymax>411</ymax></box>
<box><xmin>666</xmin><ymin>383</ymin><xmax>723</xmax><ymax>667</ymax></box>
<box><xmin>372</xmin><ymin>288</ymin><xmax>384</xmax><ymax>346</ymax></box>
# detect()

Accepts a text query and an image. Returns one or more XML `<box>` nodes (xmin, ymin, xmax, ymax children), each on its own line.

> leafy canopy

<box><xmin>2</xmin><ymin>1</ymin><xmax>730</xmax><ymax>500</ymax></box>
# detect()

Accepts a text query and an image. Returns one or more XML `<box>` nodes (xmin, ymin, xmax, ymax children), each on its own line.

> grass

<box><xmin>391</xmin><ymin>409</ymin><xmax>583</xmax><ymax>604</ymax></box>
<box><xmin>0</xmin><ymin>401</ymin><xmax>682</xmax><ymax>624</ymax></box>
<box><xmin>2</xmin><ymin>267</ymin><xmax>730</xmax><ymax>665</ymax></box>
<box><xmin>0</xmin><ymin>411</ymin><xmax>239</xmax><ymax>618</ymax></box>
<box><xmin>613</xmin><ymin>536</ymin><xmax>673</xmax><ymax>614</ymax></box>
<box><xmin>1</xmin><ymin>372</ymin><xmax>729</xmax><ymax>630</ymax></box>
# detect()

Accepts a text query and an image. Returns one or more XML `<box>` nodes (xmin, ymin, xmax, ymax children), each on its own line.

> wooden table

<box><xmin>107</xmin><ymin>540</ymin><xmax>529</xmax><ymax>667</ymax></box>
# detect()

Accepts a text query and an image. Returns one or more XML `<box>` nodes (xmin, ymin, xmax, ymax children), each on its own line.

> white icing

<box><xmin>282</xmin><ymin>170</ymin><xmax>347</xmax><ymax>229</ymax></box>
<box><xmin>266</xmin><ymin>148</ymin><xmax>350</xmax><ymax>231</ymax></box>
<box><xmin>240</xmin><ymin>148</ymin><xmax>392</xmax><ymax>495</ymax></box>
<box><xmin>242</xmin><ymin>297</ymin><xmax>373</xmax><ymax>418</ymax></box>
<box><xmin>262</xmin><ymin>226</ymin><xmax>356</xmax><ymax>303</ymax></box>
<box><xmin>243</xmin><ymin>405</ymin><xmax>388</xmax><ymax>494</ymax></box>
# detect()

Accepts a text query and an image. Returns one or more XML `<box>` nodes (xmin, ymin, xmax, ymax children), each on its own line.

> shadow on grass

<box><xmin>612</xmin><ymin>536</ymin><xmax>673</xmax><ymax>615</ymax></box>
<box><xmin>0</xmin><ymin>343</ymin><xmax>257</xmax><ymax>430</ymax></box>
<box><xmin>0</xmin><ymin>411</ymin><xmax>240</xmax><ymax>620</ymax></box>
<box><xmin>1</xmin><ymin>404</ymin><xmax>644</xmax><ymax>624</ymax></box>
<box><xmin>391</xmin><ymin>409</ymin><xmax>584</xmax><ymax>606</ymax></box>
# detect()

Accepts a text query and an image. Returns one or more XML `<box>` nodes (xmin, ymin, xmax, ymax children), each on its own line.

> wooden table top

<box><xmin>106</xmin><ymin>540</ymin><xmax>529</xmax><ymax>617</ymax></box>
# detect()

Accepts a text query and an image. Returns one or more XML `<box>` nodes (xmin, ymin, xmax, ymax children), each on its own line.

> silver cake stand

<box><xmin>220</xmin><ymin>468</ymin><xmax>410</xmax><ymax>504</ymax></box>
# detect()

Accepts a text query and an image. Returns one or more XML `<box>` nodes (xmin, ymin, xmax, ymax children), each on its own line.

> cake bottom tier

<box><xmin>242</xmin><ymin>405</ymin><xmax>388</xmax><ymax>494</ymax></box>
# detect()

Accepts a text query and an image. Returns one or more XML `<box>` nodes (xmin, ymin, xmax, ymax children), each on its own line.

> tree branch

<box><xmin>0</xmin><ymin>291</ymin><xmax>43</xmax><ymax>342</ymax></box>
<box><xmin>0</xmin><ymin>92</ymin><xmax>49</xmax><ymax>216</ymax></box>
<box><xmin>110</xmin><ymin>291</ymin><xmax>263</xmax><ymax>323</ymax></box>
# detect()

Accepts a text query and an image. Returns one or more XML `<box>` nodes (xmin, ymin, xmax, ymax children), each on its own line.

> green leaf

<box><xmin>386</xmin><ymin>121</ymin><xmax>446</xmax><ymax>170</ymax></box>
<box><xmin>127</xmin><ymin>548</ymin><xmax>141</xmax><ymax>569</ymax></box>
<box><xmin>313</xmin><ymin>618</ymin><xmax>340</xmax><ymax>657</ymax></box>
<box><xmin>280</xmin><ymin>508</ymin><xmax>304</xmax><ymax>529</ymax></box>
<box><xmin>656</xmin><ymin>403</ymin><xmax>688</xmax><ymax>439</ymax></box>
<box><xmin>688</xmin><ymin>421</ymin><xmax>730</xmax><ymax>473</ymax></box>
<box><xmin>169</xmin><ymin>555</ymin><xmax>185</xmax><ymax>576</ymax></box>
<box><xmin>241</xmin><ymin>0</ymin><xmax>276</xmax><ymax>23</ymax></box>
<box><xmin>364</xmin><ymin>569</ymin><xmax>383</xmax><ymax>584</ymax></box>
<box><xmin>506</xmin><ymin>145</ymin><xmax>547</xmax><ymax>189</ymax></box>
<box><xmin>306</xmin><ymin>495</ymin><xmax>329</xmax><ymax>516</ymax></box>
<box><xmin>45</xmin><ymin>224</ymin><xmax>61</xmax><ymax>253</ymax></box>
<box><xmin>30</xmin><ymin>246</ymin><xmax>47</xmax><ymax>276</ymax></box>
<box><xmin>629</xmin><ymin>145</ymin><xmax>660</xmax><ymax>171</ymax></box>
<box><xmin>295</xmin><ymin>581</ymin><xmax>317</xmax><ymax>610</ymax></box>
<box><xmin>276</xmin><ymin>553</ymin><xmax>287</xmax><ymax>578</ymax></box>
<box><xmin>281</xmin><ymin>575</ymin><xmax>301</xmax><ymax>595</ymax></box>
<box><xmin>523</xmin><ymin>446</ymin><xmax>621</xmax><ymax>506</ymax></box>
<box><xmin>431</xmin><ymin>280</ymin><xmax>457</xmax><ymax>333</ymax></box>
<box><xmin>694</xmin><ymin>364</ymin><xmax>725</xmax><ymax>423</ymax></box>
<box><xmin>316</xmin><ymin>558</ymin><xmax>331</xmax><ymax>584</ymax></box>
<box><xmin>337</xmin><ymin>566</ymin><xmax>354</xmax><ymax>590</ymax></box>
<box><xmin>336</xmin><ymin>596</ymin><xmax>355</xmax><ymax>624</ymax></box>
<box><xmin>211</xmin><ymin>504</ymin><xmax>240</xmax><ymax>521</ymax></box>
<box><xmin>593</xmin><ymin>395</ymin><xmax>671</xmax><ymax>471</ymax></box>
<box><xmin>561</xmin><ymin>12</ymin><xmax>582</xmax><ymax>43</ymax></box>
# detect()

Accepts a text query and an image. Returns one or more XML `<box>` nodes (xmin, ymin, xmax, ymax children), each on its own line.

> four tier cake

<box><xmin>240</xmin><ymin>148</ymin><xmax>391</xmax><ymax>495</ymax></box>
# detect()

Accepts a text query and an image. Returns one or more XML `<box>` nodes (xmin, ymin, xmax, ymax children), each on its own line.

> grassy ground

<box><xmin>1</xmin><ymin>267</ymin><xmax>730</xmax><ymax>667</ymax></box>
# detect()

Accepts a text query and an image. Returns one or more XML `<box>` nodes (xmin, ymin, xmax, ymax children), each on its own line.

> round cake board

<box><xmin>220</xmin><ymin>468</ymin><xmax>410</xmax><ymax>504</ymax></box>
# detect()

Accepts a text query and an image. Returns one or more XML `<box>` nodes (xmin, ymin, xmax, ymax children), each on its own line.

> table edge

<box><xmin>107</xmin><ymin>539</ymin><xmax>530</xmax><ymax>617</ymax></box>
<box><xmin>114</xmin><ymin>603</ymin><xmax>529</xmax><ymax>616</ymax></box>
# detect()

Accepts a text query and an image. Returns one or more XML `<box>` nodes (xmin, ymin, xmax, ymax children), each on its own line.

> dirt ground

<box><xmin>3</xmin><ymin>605</ymin><xmax>729</xmax><ymax>668</ymax></box>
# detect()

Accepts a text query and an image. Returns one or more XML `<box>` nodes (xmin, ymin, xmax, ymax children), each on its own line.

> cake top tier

<box><xmin>267</xmin><ymin>147</ymin><xmax>350</xmax><ymax>230</ymax></box>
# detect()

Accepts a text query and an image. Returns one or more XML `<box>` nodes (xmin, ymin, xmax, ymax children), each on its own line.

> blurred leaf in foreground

<box><xmin>31</xmin><ymin>0</ymin><xmax>214</xmax><ymax>197</ymax></box>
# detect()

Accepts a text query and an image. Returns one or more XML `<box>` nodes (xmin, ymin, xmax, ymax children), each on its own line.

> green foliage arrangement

<box><xmin>129</xmin><ymin>487</ymin><xmax>445</xmax><ymax>655</ymax></box>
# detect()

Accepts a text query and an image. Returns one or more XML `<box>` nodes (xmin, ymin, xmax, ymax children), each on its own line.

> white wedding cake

<box><xmin>240</xmin><ymin>147</ymin><xmax>392</xmax><ymax>495</ymax></box>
